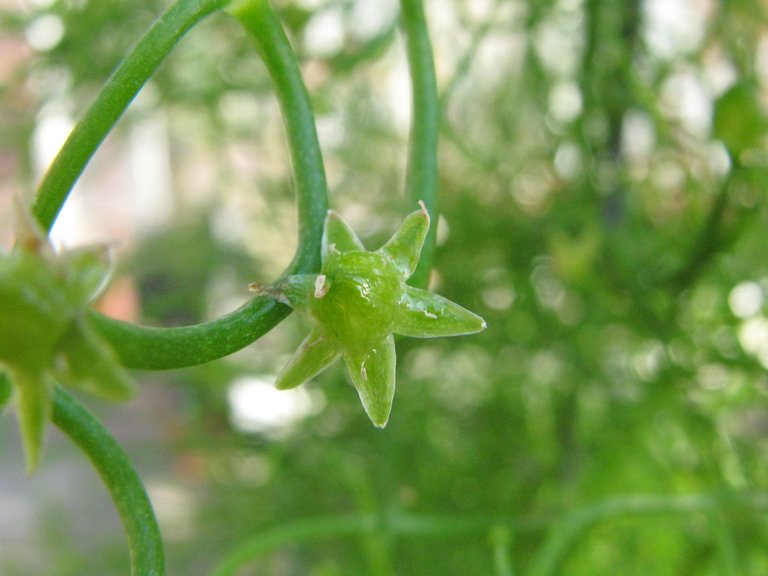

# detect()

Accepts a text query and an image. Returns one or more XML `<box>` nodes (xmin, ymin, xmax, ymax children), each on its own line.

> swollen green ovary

<box><xmin>310</xmin><ymin>252</ymin><xmax>401</xmax><ymax>349</ymax></box>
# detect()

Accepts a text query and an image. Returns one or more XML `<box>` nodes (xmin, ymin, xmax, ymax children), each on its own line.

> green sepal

<box><xmin>56</xmin><ymin>318</ymin><xmax>135</xmax><ymax>401</ymax></box>
<box><xmin>379</xmin><ymin>202</ymin><xmax>430</xmax><ymax>279</ymax></box>
<box><xmin>343</xmin><ymin>335</ymin><xmax>396</xmax><ymax>428</ymax></box>
<box><xmin>12</xmin><ymin>368</ymin><xmax>54</xmax><ymax>474</ymax></box>
<box><xmin>275</xmin><ymin>325</ymin><xmax>341</xmax><ymax>390</ymax></box>
<box><xmin>394</xmin><ymin>286</ymin><xmax>487</xmax><ymax>338</ymax></box>
<box><xmin>0</xmin><ymin>251</ymin><xmax>73</xmax><ymax>369</ymax></box>
<box><xmin>2</xmin><ymin>202</ymin><xmax>130</xmax><ymax>472</ymax></box>
<box><xmin>322</xmin><ymin>210</ymin><xmax>365</xmax><ymax>258</ymax></box>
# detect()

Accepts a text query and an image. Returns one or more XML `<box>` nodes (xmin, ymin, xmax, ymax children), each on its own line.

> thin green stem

<box><xmin>212</xmin><ymin>510</ymin><xmax>541</xmax><ymax>576</ymax></box>
<box><xmin>490</xmin><ymin>526</ymin><xmax>515</xmax><ymax>576</ymax></box>
<box><xmin>708</xmin><ymin>507</ymin><xmax>740</xmax><ymax>576</ymax></box>
<box><xmin>211</xmin><ymin>515</ymin><xmax>376</xmax><ymax>576</ymax></box>
<box><xmin>671</xmin><ymin>173</ymin><xmax>731</xmax><ymax>289</ymax></box>
<box><xmin>228</xmin><ymin>0</ymin><xmax>329</xmax><ymax>274</ymax></box>
<box><xmin>79</xmin><ymin>0</ymin><xmax>329</xmax><ymax>370</ymax></box>
<box><xmin>529</xmin><ymin>492</ymin><xmax>768</xmax><ymax>576</ymax></box>
<box><xmin>211</xmin><ymin>492</ymin><xmax>768</xmax><ymax>576</ymax></box>
<box><xmin>89</xmin><ymin>295</ymin><xmax>288</xmax><ymax>370</ymax></box>
<box><xmin>52</xmin><ymin>387</ymin><xmax>164</xmax><ymax>576</ymax></box>
<box><xmin>400</xmin><ymin>0</ymin><xmax>439</xmax><ymax>289</ymax></box>
<box><xmin>342</xmin><ymin>459</ymin><xmax>394</xmax><ymax>576</ymax></box>
<box><xmin>32</xmin><ymin>0</ymin><xmax>228</xmax><ymax>233</ymax></box>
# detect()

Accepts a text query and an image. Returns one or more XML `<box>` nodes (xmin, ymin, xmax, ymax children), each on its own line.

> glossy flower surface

<box><xmin>0</xmin><ymin>203</ymin><xmax>134</xmax><ymax>472</ymax></box>
<box><xmin>253</xmin><ymin>202</ymin><xmax>486</xmax><ymax>427</ymax></box>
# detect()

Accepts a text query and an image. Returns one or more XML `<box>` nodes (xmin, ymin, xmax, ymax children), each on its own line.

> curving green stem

<box><xmin>211</xmin><ymin>512</ymin><xmax>524</xmax><ymax>576</ymax></box>
<box><xmin>52</xmin><ymin>387</ymin><xmax>164</xmax><ymax>576</ymax></box>
<box><xmin>528</xmin><ymin>492</ymin><xmax>768</xmax><ymax>576</ymax></box>
<box><xmin>89</xmin><ymin>295</ymin><xmax>289</xmax><ymax>370</ymax></box>
<box><xmin>212</xmin><ymin>492</ymin><xmax>768</xmax><ymax>576</ymax></box>
<box><xmin>73</xmin><ymin>0</ymin><xmax>328</xmax><ymax>370</ymax></box>
<box><xmin>227</xmin><ymin>0</ymin><xmax>329</xmax><ymax>274</ymax></box>
<box><xmin>211</xmin><ymin>515</ymin><xmax>376</xmax><ymax>576</ymax></box>
<box><xmin>399</xmin><ymin>0</ymin><xmax>439</xmax><ymax>289</ymax></box>
<box><xmin>32</xmin><ymin>0</ymin><xmax>229</xmax><ymax>233</ymax></box>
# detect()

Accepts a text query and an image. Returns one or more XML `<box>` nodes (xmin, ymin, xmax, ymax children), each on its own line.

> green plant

<box><xmin>1</xmin><ymin>200</ymin><xmax>133</xmax><ymax>473</ymax></box>
<box><xmin>3</xmin><ymin>1</ymin><xmax>768</xmax><ymax>574</ymax></box>
<box><xmin>2</xmin><ymin>0</ymin><xmax>474</xmax><ymax>573</ymax></box>
<box><xmin>260</xmin><ymin>204</ymin><xmax>485</xmax><ymax>427</ymax></box>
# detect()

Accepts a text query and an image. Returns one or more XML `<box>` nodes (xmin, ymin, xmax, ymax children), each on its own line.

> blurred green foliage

<box><xmin>2</xmin><ymin>0</ymin><xmax>768</xmax><ymax>574</ymax></box>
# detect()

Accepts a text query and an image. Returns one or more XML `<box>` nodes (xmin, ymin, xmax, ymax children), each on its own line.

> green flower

<box><xmin>1</xmin><ymin>202</ymin><xmax>134</xmax><ymax>473</ymax></box>
<box><xmin>252</xmin><ymin>202</ymin><xmax>486</xmax><ymax>427</ymax></box>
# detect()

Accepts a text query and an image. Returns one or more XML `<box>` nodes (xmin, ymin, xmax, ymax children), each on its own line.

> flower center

<box><xmin>310</xmin><ymin>251</ymin><xmax>402</xmax><ymax>348</ymax></box>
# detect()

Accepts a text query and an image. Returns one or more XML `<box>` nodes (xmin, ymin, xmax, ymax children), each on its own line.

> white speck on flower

<box><xmin>314</xmin><ymin>274</ymin><xmax>329</xmax><ymax>298</ymax></box>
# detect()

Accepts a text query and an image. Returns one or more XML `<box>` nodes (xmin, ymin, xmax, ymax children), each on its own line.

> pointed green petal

<box><xmin>276</xmin><ymin>326</ymin><xmax>341</xmax><ymax>390</ymax></box>
<box><xmin>0</xmin><ymin>251</ymin><xmax>72</xmax><ymax>369</ymax></box>
<box><xmin>56</xmin><ymin>319</ymin><xmax>135</xmax><ymax>401</ymax></box>
<box><xmin>343</xmin><ymin>335</ymin><xmax>396</xmax><ymax>428</ymax></box>
<box><xmin>322</xmin><ymin>210</ymin><xmax>364</xmax><ymax>259</ymax></box>
<box><xmin>12</xmin><ymin>368</ymin><xmax>53</xmax><ymax>474</ymax></box>
<box><xmin>394</xmin><ymin>286</ymin><xmax>487</xmax><ymax>338</ymax></box>
<box><xmin>378</xmin><ymin>202</ymin><xmax>429</xmax><ymax>279</ymax></box>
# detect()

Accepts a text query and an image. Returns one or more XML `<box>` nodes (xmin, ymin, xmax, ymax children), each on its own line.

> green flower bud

<box><xmin>255</xmin><ymin>202</ymin><xmax>486</xmax><ymax>428</ymax></box>
<box><xmin>1</xmin><ymin>202</ymin><xmax>134</xmax><ymax>473</ymax></box>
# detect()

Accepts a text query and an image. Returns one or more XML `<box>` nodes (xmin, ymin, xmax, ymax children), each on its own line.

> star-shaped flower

<box><xmin>252</xmin><ymin>202</ymin><xmax>486</xmax><ymax>427</ymax></box>
<box><xmin>0</xmin><ymin>201</ymin><xmax>134</xmax><ymax>472</ymax></box>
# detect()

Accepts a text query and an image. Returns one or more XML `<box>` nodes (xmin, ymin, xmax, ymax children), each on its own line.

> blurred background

<box><xmin>2</xmin><ymin>0</ymin><xmax>768</xmax><ymax>573</ymax></box>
